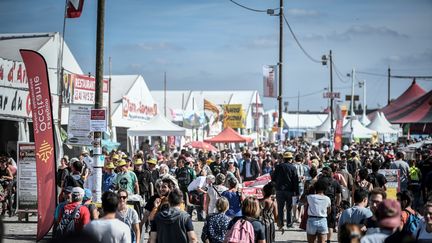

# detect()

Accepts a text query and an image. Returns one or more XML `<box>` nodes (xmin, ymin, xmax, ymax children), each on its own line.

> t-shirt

<box><xmin>390</xmin><ymin>160</ymin><xmax>410</xmax><ymax>189</ymax></box>
<box><xmin>115</xmin><ymin>171</ymin><xmax>138</xmax><ymax>194</ymax></box>
<box><xmin>338</xmin><ymin>206</ymin><xmax>373</xmax><ymax>228</ymax></box>
<box><xmin>84</xmin><ymin>218</ymin><xmax>131</xmax><ymax>243</ymax></box>
<box><xmin>413</xmin><ymin>220</ymin><xmax>432</xmax><ymax>242</ymax></box>
<box><xmin>221</xmin><ymin>190</ymin><xmax>242</xmax><ymax>217</ymax></box>
<box><xmin>59</xmin><ymin>202</ymin><xmax>91</xmax><ymax>231</ymax></box>
<box><xmin>307</xmin><ymin>194</ymin><xmax>331</xmax><ymax>217</ymax></box>
<box><xmin>207</xmin><ymin>185</ymin><xmax>228</xmax><ymax>214</ymax></box>
<box><xmin>361</xmin><ymin>229</ymin><xmax>393</xmax><ymax>243</ymax></box>
<box><xmin>115</xmin><ymin>207</ymin><xmax>140</xmax><ymax>242</ymax></box>
<box><xmin>227</xmin><ymin>216</ymin><xmax>266</xmax><ymax>243</ymax></box>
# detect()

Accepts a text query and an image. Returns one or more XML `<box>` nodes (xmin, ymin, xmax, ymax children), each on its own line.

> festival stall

<box><xmin>367</xmin><ymin>112</ymin><xmax>398</xmax><ymax>142</ymax></box>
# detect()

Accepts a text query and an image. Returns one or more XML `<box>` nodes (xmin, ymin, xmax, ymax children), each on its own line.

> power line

<box><xmin>357</xmin><ymin>70</ymin><xmax>432</xmax><ymax>80</ymax></box>
<box><xmin>228</xmin><ymin>0</ymin><xmax>269</xmax><ymax>13</ymax></box>
<box><xmin>282</xmin><ymin>13</ymin><xmax>321</xmax><ymax>64</ymax></box>
<box><xmin>331</xmin><ymin>59</ymin><xmax>350</xmax><ymax>83</ymax></box>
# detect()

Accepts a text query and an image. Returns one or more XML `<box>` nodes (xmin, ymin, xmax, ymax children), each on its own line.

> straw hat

<box><xmin>117</xmin><ymin>160</ymin><xmax>127</xmax><ymax>167</ymax></box>
<box><xmin>134</xmin><ymin>158</ymin><xmax>143</xmax><ymax>165</ymax></box>
<box><xmin>147</xmin><ymin>159</ymin><xmax>157</xmax><ymax>165</ymax></box>
<box><xmin>105</xmin><ymin>162</ymin><xmax>115</xmax><ymax>169</ymax></box>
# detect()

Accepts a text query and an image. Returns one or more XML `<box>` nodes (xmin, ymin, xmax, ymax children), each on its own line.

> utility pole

<box><xmin>92</xmin><ymin>0</ymin><xmax>105</xmax><ymax>203</ymax></box>
<box><xmin>277</xmin><ymin>0</ymin><xmax>284</xmax><ymax>141</ymax></box>
<box><xmin>164</xmin><ymin>72</ymin><xmax>167</xmax><ymax>117</ymax></box>
<box><xmin>329</xmin><ymin>50</ymin><xmax>334</xmax><ymax>152</ymax></box>
<box><xmin>387</xmin><ymin>67</ymin><xmax>391</xmax><ymax>105</ymax></box>
<box><xmin>108</xmin><ymin>56</ymin><xmax>113</xmax><ymax>140</ymax></box>
<box><xmin>350</xmin><ymin>68</ymin><xmax>356</xmax><ymax>117</ymax></box>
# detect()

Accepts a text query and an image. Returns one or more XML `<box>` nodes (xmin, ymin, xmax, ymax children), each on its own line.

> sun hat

<box><xmin>147</xmin><ymin>159</ymin><xmax>157</xmax><ymax>165</ymax></box>
<box><xmin>283</xmin><ymin>152</ymin><xmax>293</xmax><ymax>159</ymax></box>
<box><xmin>117</xmin><ymin>160</ymin><xmax>128</xmax><ymax>167</ymax></box>
<box><xmin>112</xmin><ymin>154</ymin><xmax>120</xmax><ymax>160</ymax></box>
<box><xmin>134</xmin><ymin>158</ymin><xmax>143</xmax><ymax>165</ymax></box>
<box><xmin>105</xmin><ymin>162</ymin><xmax>115</xmax><ymax>169</ymax></box>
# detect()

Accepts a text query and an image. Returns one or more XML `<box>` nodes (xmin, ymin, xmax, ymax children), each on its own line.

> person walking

<box><xmin>115</xmin><ymin>189</ymin><xmax>141</xmax><ymax>243</ymax></box>
<box><xmin>413</xmin><ymin>202</ymin><xmax>432</xmax><ymax>242</ymax></box>
<box><xmin>206</xmin><ymin>173</ymin><xmax>228</xmax><ymax>216</ymax></box>
<box><xmin>338</xmin><ymin>189</ymin><xmax>373</xmax><ymax>233</ymax></box>
<box><xmin>390</xmin><ymin>152</ymin><xmax>410</xmax><ymax>191</ymax></box>
<box><xmin>201</xmin><ymin>197</ymin><xmax>231</xmax><ymax>243</ymax></box>
<box><xmin>84</xmin><ymin>191</ymin><xmax>131</xmax><ymax>243</ymax></box>
<box><xmin>271</xmin><ymin>151</ymin><xmax>299</xmax><ymax>230</ymax></box>
<box><xmin>149</xmin><ymin>188</ymin><xmax>198</xmax><ymax>243</ymax></box>
<box><xmin>306</xmin><ymin>179</ymin><xmax>331</xmax><ymax>243</ymax></box>
<box><xmin>260</xmin><ymin>182</ymin><xmax>278</xmax><ymax>243</ymax></box>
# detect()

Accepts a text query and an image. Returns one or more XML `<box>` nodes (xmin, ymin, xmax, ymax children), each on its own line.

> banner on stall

<box><xmin>62</xmin><ymin>73</ymin><xmax>109</xmax><ymax>107</ymax></box>
<box><xmin>223</xmin><ymin>104</ymin><xmax>245</xmax><ymax>129</ymax></box>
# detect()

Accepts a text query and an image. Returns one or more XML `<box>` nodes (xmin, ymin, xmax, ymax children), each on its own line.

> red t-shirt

<box><xmin>59</xmin><ymin>202</ymin><xmax>90</xmax><ymax>231</ymax></box>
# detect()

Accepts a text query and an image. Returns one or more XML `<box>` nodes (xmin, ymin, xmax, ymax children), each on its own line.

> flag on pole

<box><xmin>66</xmin><ymin>0</ymin><xmax>84</xmax><ymax>18</ymax></box>
<box><xmin>20</xmin><ymin>50</ymin><xmax>57</xmax><ymax>241</ymax></box>
<box><xmin>204</xmin><ymin>99</ymin><xmax>220</xmax><ymax>123</ymax></box>
<box><xmin>263</xmin><ymin>65</ymin><xmax>278</xmax><ymax>98</ymax></box>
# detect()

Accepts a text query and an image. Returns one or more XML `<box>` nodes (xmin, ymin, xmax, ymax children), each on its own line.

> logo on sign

<box><xmin>36</xmin><ymin>140</ymin><xmax>53</xmax><ymax>163</ymax></box>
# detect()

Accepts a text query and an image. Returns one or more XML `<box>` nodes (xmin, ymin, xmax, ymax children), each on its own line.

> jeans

<box><xmin>276</xmin><ymin>190</ymin><xmax>293</xmax><ymax>227</ymax></box>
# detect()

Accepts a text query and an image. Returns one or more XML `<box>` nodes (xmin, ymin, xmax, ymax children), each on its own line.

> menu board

<box><xmin>17</xmin><ymin>142</ymin><xmax>38</xmax><ymax>212</ymax></box>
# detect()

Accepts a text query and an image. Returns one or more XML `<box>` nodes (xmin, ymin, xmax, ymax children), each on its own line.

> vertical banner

<box><xmin>20</xmin><ymin>50</ymin><xmax>56</xmax><ymax>241</ymax></box>
<box><xmin>334</xmin><ymin>120</ymin><xmax>343</xmax><ymax>151</ymax></box>
<box><xmin>263</xmin><ymin>65</ymin><xmax>278</xmax><ymax>98</ymax></box>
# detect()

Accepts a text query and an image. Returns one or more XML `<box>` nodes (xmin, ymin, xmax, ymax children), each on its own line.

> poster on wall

<box><xmin>16</xmin><ymin>142</ymin><xmax>38</xmax><ymax>212</ymax></box>
<box><xmin>67</xmin><ymin>104</ymin><xmax>93</xmax><ymax>146</ymax></box>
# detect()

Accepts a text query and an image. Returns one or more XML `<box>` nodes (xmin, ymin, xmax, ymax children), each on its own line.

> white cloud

<box><xmin>328</xmin><ymin>25</ymin><xmax>409</xmax><ymax>41</ymax></box>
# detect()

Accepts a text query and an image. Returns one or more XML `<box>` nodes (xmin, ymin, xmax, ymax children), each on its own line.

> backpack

<box><xmin>402</xmin><ymin>209</ymin><xmax>421</xmax><ymax>235</ymax></box>
<box><xmin>65</xmin><ymin>174</ymin><xmax>84</xmax><ymax>188</ymax></box>
<box><xmin>176</xmin><ymin>167</ymin><xmax>191</xmax><ymax>192</ymax></box>
<box><xmin>55</xmin><ymin>205</ymin><xmax>82</xmax><ymax>237</ymax></box>
<box><xmin>224</xmin><ymin>218</ymin><xmax>255</xmax><ymax>243</ymax></box>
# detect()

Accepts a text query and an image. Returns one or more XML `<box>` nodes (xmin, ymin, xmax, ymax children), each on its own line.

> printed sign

<box><xmin>0</xmin><ymin>57</ymin><xmax>28</xmax><ymax>89</ymax></box>
<box><xmin>62</xmin><ymin>73</ymin><xmax>109</xmax><ymax>107</ymax></box>
<box><xmin>122</xmin><ymin>96</ymin><xmax>158</xmax><ymax>121</ymax></box>
<box><xmin>378</xmin><ymin>169</ymin><xmax>400</xmax><ymax>199</ymax></box>
<box><xmin>0</xmin><ymin>87</ymin><xmax>31</xmax><ymax>118</ymax></box>
<box><xmin>90</xmin><ymin>108</ymin><xmax>107</xmax><ymax>132</ymax></box>
<box><xmin>67</xmin><ymin>104</ymin><xmax>92</xmax><ymax>146</ymax></box>
<box><xmin>223</xmin><ymin>104</ymin><xmax>245</xmax><ymax>129</ymax></box>
<box><xmin>16</xmin><ymin>142</ymin><xmax>38</xmax><ymax>212</ymax></box>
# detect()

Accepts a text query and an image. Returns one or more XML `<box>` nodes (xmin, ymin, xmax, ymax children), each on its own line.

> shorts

<box><xmin>306</xmin><ymin>217</ymin><xmax>328</xmax><ymax>235</ymax></box>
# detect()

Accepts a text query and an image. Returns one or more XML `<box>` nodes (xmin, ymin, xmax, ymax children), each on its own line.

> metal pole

<box><xmin>108</xmin><ymin>56</ymin><xmax>113</xmax><ymax>140</ymax></box>
<box><xmin>387</xmin><ymin>67</ymin><xmax>391</xmax><ymax>105</ymax></box>
<box><xmin>164</xmin><ymin>72</ymin><xmax>167</xmax><ymax>117</ymax></box>
<box><xmin>350</xmin><ymin>68</ymin><xmax>355</xmax><ymax>117</ymax></box>
<box><xmin>92</xmin><ymin>0</ymin><xmax>105</xmax><ymax>203</ymax></box>
<box><xmin>297</xmin><ymin>91</ymin><xmax>299</xmax><ymax>138</ymax></box>
<box><xmin>277</xmin><ymin>0</ymin><xmax>284</xmax><ymax>139</ymax></box>
<box><xmin>329</xmin><ymin>50</ymin><xmax>334</xmax><ymax>153</ymax></box>
<box><xmin>363</xmin><ymin>80</ymin><xmax>366</xmax><ymax>117</ymax></box>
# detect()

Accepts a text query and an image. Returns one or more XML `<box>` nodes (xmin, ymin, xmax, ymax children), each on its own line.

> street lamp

<box><xmin>322</xmin><ymin>51</ymin><xmax>334</xmax><ymax>154</ymax></box>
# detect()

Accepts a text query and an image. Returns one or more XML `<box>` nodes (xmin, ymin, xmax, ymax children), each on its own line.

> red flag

<box><xmin>20</xmin><ymin>50</ymin><xmax>56</xmax><ymax>241</ymax></box>
<box><xmin>66</xmin><ymin>0</ymin><xmax>84</xmax><ymax>18</ymax></box>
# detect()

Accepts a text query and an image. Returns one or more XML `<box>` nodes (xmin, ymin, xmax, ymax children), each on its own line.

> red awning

<box><xmin>204</xmin><ymin>127</ymin><xmax>252</xmax><ymax>143</ymax></box>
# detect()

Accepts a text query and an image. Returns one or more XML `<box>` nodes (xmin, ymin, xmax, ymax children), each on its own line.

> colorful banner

<box><xmin>263</xmin><ymin>65</ymin><xmax>278</xmax><ymax>98</ymax></box>
<box><xmin>16</xmin><ymin>143</ymin><xmax>38</xmax><ymax>212</ymax></box>
<box><xmin>223</xmin><ymin>104</ymin><xmax>245</xmax><ymax>129</ymax></box>
<box><xmin>334</xmin><ymin>120</ymin><xmax>343</xmax><ymax>150</ymax></box>
<box><xmin>122</xmin><ymin>96</ymin><xmax>158</xmax><ymax>121</ymax></box>
<box><xmin>0</xmin><ymin>87</ymin><xmax>31</xmax><ymax>118</ymax></box>
<box><xmin>62</xmin><ymin>73</ymin><xmax>109</xmax><ymax>107</ymax></box>
<box><xmin>66</xmin><ymin>0</ymin><xmax>85</xmax><ymax>18</ymax></box>
<box><xmin>20</xmin><ymin>50</ymin><xmax>56</xmax><ymax>241</ymax></box>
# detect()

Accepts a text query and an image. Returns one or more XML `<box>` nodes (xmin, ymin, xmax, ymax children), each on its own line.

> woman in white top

<box><xmin>414</xmin><ymin>202</ymin><xmax>432</xmax><ymax>242</ymax></box>
<box><xmin>306</xmin><ymin>179</ymin><xmax>331</xmax><ymax>243</ymax></box>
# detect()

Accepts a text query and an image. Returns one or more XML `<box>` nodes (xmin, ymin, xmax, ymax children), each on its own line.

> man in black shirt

<box><xmin>271</xmin><ymin>151</ymin><xmax>299</xmax><ymax>229</ymax></box>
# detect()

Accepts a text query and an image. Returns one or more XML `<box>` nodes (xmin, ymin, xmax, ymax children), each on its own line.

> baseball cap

<box><xmin>228</xmin><ymin>159</ymin><xmax>235</xmax><ymax>163</ymax></box>
<box><xmin>376</xmin><ymin>199</ymin><xmax>401</xmax><ymax>229</ymax></box>
<box><xmin>70</xmin><ymin>157</ymin><xmax>79</xmax><ymax>164</ymax></box>
<box><xmin>83</xmin><ymin>188</ymin><xmax>92</xmax><ymax>201</ymax></box>
<box><xmin>71</xmin><ymin>187</ymin><xmax>85</xmax><ymax>197</ymax></box>
<box><xmin>283</xmin><ymin>152</ymin><xmax>293</xmax><ymax>159</ymax></box>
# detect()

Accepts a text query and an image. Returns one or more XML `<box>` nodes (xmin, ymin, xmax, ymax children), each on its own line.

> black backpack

<box><xmin>176</xmin><ymin>167</ymin><xmax>191</xmax><ymax>192</ymax></box>
<box><xmin>65</xmin><ymin>174</ymin><xmax>84</xmax><ymax>188</ymax></box>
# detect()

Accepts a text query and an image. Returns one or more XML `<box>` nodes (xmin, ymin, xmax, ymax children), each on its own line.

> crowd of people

<box><xmin>2</xmin><ymin>138</ymin><xmax>432</xmax><ymax>243</ymax></box>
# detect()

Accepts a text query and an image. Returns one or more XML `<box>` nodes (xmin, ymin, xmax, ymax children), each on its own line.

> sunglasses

<box><xmin>119</xmin><ymin>196</ymin><xmax>128</xmax><ymax>199</ymax></box>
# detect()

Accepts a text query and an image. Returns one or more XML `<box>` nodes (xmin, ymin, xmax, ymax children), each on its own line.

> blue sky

<box><xmin>1</xmin><ymin>0</ymin><xmax>431</xmax><ymax>111</ymax></box>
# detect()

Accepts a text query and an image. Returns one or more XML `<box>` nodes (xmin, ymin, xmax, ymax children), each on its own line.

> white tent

<box><xmin>127</xmin><ymin>114</ymin><xmax>186</xmax><ymax>137</ymax></box>
<box><xmin>367</xmin><ymin>113</ymin><xmax>398</xmax><ymax>134</ymax></box>
<box><xmin>314</xmin><ymin>114</ymin><xmax>337</xmax><ymax>134</ymax></box>
<box><xmin>343</xmin><ymin>117</ymin><xmax>376</xmax><ymax>139</ymax></box>
<box><xmin>379</xmin><ymin>112</ymin><xmax>394</xmax><ymax>128</ymax></box>
<box><xmin>360</xmin><ymin>113</ymin><xmax>371</xmax><ymax>126</ymax></box>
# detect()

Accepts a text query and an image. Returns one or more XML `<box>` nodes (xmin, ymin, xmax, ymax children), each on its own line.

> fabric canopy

<box><xmin>127</xmin><ymin>114</ymin><xmax>186</xmax><ymax>136</ymax></box>
<box><xmin>204</xmin><ymin>127</ymin><xmax>252</xmax><ymax>143</ymax></box>
<box><xmin>314</xmin><ymin>114</ymin><xmax>335</xmax><ymax>133</ymax></box>
<box><xmin>386</xmin><ymin>90</ymin><xmax>432</xmax><ymax>124</ymax></box>
<box><xmin>367</xmin><ymin>112</ymin><xmax>398</xmax><ymax>134</ymax></box>
<box><xmin>343</xmin><ymin>117</ymin><xmax>376</xmax><ymax>138</ymax></box>
<box><xmin>369</xmin><ymin>80</ymin><xmax>426</xmax><ymax>120</ymax></box>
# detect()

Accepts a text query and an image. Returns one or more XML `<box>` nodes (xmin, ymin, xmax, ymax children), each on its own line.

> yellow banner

<box><xmin>223</xmin><ymin>104</ymin><xmax>245</xmax><ymax>129</ymax></box>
